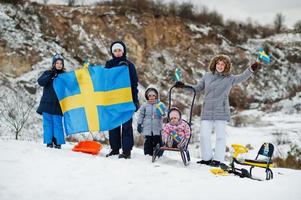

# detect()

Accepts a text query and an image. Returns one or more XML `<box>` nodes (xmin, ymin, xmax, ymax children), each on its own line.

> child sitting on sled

<box><xmin>162</xmin><ymin>107</ymin><xmax>191</xmax><ymax>149</ymax></box>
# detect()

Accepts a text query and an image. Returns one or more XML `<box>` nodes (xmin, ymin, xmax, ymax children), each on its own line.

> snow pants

<box><xmin>144</xmin><ymin>135</ymin><xmax>162</xmax><ymax>155</ymax></box>
<box><xmin>43</xmin><ymin>112</ymin><xmax>65</xmax><ymax>145</ymax></box>
<box><xmin>200</xmin><ymin>120</ymin><xmax>227</xmax><ymax>162</ymax></box>
<box><xmin>108</xmin><ymin>118</ymin><xmax>134</xmax><ymax>152</ymax></box>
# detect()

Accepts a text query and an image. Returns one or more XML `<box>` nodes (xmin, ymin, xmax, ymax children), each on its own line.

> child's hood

<box><xmin>145</xmin><ymin>85</ymin><xmax>160</xmax><ymax>100</ymax></box>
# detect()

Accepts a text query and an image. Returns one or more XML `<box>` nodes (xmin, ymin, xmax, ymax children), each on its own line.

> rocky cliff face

<box><xmin>0</xmin><ymin>2</ymin><xmax>301</xmax><ymax>139</ymax></box>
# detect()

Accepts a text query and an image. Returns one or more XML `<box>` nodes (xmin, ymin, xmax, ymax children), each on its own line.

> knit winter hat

<box><xmin>169</xmin><ymin>110</ymin><xmax>180</xmax><ymax>119</ymax></box>
<box><xmin>168</xmin><ymin>107</ymin><xmax>181</xmax><ymax>120</ymax></box>
<box><xmin>52</xmin><ymin>53</ymin><xmax>64</xmax><ymax>67</ymax></box>
<box><xmin>111</xmin><ymin>43</ymin><xmax>124</xmax><ymax>53</ymax></box>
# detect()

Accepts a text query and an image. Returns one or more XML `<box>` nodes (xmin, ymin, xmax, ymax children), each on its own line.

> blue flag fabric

<box><xmin>53</xmin><ymin>65</ymin><xmax>136</xmax><ymax>135</ymax></box>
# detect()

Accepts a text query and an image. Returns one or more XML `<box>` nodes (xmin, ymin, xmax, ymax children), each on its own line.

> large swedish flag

<box><xmin>53</xmin><ymin>65</ymin><xmax>136</xmax><ymax>135</ymax></box>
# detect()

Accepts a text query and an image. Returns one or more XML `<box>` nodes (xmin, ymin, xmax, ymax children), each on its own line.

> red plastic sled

<box><xmin>72</xmin><ymin>141</ymin><xmax>102</xmax><ymax>155</ymax></box>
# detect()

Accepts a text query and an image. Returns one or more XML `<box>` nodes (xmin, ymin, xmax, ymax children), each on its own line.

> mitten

<box><xmin>250</xmin><ymin>62</ymin><xmax>259</xmax><ymax>71</ymax></box>
<box><xmin>51</xmin><ymin>67</ymin><xmax>58</xmax><ymax>77</ymax></box>
<box><xmin>175</xmin><ymin>81</ymin><xmax>185</xmax><ymax>88</ymax></box>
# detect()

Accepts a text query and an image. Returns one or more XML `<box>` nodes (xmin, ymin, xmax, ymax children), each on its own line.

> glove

<box><xmin>51</xmin><ymin>67</ymin><xmax>58</xmax><ymax>77</ymax></box>
<box><xmin>250</xmin><ymin>62</ymin><xmax>259</xmax><ymax>71</ymax></box>
<box><xmin>175</xmin><ymin>81</ymin><xmax>185</xmax><ymax>88</ymax></box>
<box><xmin>137</xmin><ymin>124</ymin><xmax>143</xmax><ymax>134</ymax></box>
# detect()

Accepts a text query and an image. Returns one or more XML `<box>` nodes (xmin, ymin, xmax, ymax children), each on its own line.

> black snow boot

<box><xmin>54</xmin><ymin>144</ymin><xmax>61</xmax><ymax>149</ymax></box>
<box><xmin>210</xmin><ymin>160</ymin><xmax>221</xmax><ymax>167</ymax></box>
<box><xmin>47</xmin><ymin>143</ymin><xmax>53</xmax><ymax>148</ymax></box>
<box><xmin>106</xmin><ymin>149</ymin><xmax>119</xmax><ymax>157</ymax></box>
<box><xmin>196</xmin><ymin>159</ymin><xmax>212</xmax><ymax>165</ymax></box>
<box><xmin>118</xmin><ymin>151</ymin><xmax>131</xmax><ymax>159</ymax></box>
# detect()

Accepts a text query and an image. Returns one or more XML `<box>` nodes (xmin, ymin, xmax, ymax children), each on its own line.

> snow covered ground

<box><xmin>0</xmin><ymin>139</ymin><xmax>301</xmax><ymax>200</ymax></box>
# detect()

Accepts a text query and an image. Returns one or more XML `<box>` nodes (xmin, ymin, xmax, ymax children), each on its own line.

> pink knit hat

<box><xmin>169</xmin><ymin>110</ymin><xmax>180</xmax><ymax>119</ymax></box>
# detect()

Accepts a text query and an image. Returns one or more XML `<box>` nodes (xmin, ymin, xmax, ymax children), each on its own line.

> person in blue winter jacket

<box><xmin>105</xmin><ymin>41</ymin><xmax>139</xmax><ymax>159</ymax></box>
<box><xmin>37</xmin><ymin>54</ymin><xmax>66</xmax><ymax>149</ymax></box>
<box><xmin>137</xmin><ymin>87</ymin><xmax>166</xmax><ymax>156</ymax></box>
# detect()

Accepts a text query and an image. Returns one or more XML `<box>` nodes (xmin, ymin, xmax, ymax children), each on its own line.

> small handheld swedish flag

<box><xmin>155</xmin><ymin>101</ymin><xmax>166</xmax><ymax>117</ymax></box>
<box><xmin>257</xmin><ymin>48</ymin><xmax>271</xmax><ymax>64</ymax></box>
<box><xmin>175</xmin><ymin>68</ymin><xmax>182</xmax><ymax>82</ymax></box>
<box><xmin>170</xmin><ymin>130</ymin><xmax>182</xmax><ymax>143</ymax></box>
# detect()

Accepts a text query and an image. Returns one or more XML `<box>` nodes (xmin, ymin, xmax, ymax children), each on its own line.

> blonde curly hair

<box><xmin>208</xmin><ymin>54</ymin><xmax>232</xmax><ymax>76</ymax></box>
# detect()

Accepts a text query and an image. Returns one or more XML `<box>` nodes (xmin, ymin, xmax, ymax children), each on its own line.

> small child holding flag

<box><xmin>137</xmin><ymin>87</ymin><xmax>166</xmax><ymax>156</ymax></box>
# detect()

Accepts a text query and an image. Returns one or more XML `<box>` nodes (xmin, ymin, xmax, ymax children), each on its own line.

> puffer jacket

<box><xmin>162</xmin><ymin>119</ymin><xmax>191</xmax><ymax>143</ymax></box>
<box><xmin>193</xmin><ymin>67</ymin><xmax>253</xmax><ymax>121</ymax></box>
<box><xmin>37</xmin><ymin>70</ymin><xmax>63</xmax><ymax>115</ymax></box>
<box><xmin>137</xmin><ymin>102</ymin><xmax>164</xmax><ymax>136</ymax></box>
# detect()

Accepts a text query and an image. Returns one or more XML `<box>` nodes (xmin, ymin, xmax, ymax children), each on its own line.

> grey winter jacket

<box><xmin>193</xmin><ymin>67</ymin><xmax>254</xmax><ymax>121</ymax></box>
<box><xmin>137</xmin><ymin>103</ymin><xmax>164</xmax><ymax>136</ymax></box>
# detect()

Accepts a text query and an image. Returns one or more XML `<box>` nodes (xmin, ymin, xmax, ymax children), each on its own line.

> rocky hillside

<box><xmin>0</xmin><ymin>2</ymin><xmax>301</xmax><ymax>139</ymax></box>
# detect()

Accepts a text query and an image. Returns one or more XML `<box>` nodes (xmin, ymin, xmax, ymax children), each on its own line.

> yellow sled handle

<box><xmin>231</xmin><ymin>144</ymin><xmax>248</xmax><ymax>158</ymax></box>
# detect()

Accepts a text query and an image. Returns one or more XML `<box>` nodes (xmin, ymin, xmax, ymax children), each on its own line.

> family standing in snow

<box><xmin>37</xmin><ymin>41</ymin><xmax>259</xmax><ymax>166</ymax></box>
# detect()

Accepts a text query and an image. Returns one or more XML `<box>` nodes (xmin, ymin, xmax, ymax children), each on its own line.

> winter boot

<box><xmin>54</xmin><ymin>144</ymin><xmax>61</xmax><ymax>149</ymax></box>
<box><xmin>196</xmin><ymin>159</ymin><xmax>212</xmax><ymax>165</ymax></box>
<box><xmin>106</xmin><ymin>149</ymin><xmax>119</xmax><ymax>157</ymax></box>
<box><xmin>47</xmin><ymin>143</ymin><xmax>53</xmax><ymax>148</ymax></box>
<box><xmin>118</xmin><ymin>151</ymin><xmax>131</xmax><ymax>159</ymax></box>
<box><xmin>210</xmin><ymin>160</ymin><xmax>221</xmax><ymax>167</ymax></box>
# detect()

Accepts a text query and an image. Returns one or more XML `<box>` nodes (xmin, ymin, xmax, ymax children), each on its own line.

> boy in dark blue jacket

<box><xmin>105</xmin><ymin>41</ymin><xmax>139</xmax><ymax>159</ymax></box>
<box><xmin>37</xmin><ymin>54</ymin><xmax>66</xmax><ymax>149</ymax></box>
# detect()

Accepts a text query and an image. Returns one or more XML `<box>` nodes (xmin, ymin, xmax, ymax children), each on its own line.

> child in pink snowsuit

<box><xmin>162</xmin><ymin>107</ymin><xmax>191</xmax><ymax>148</ymax></box>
